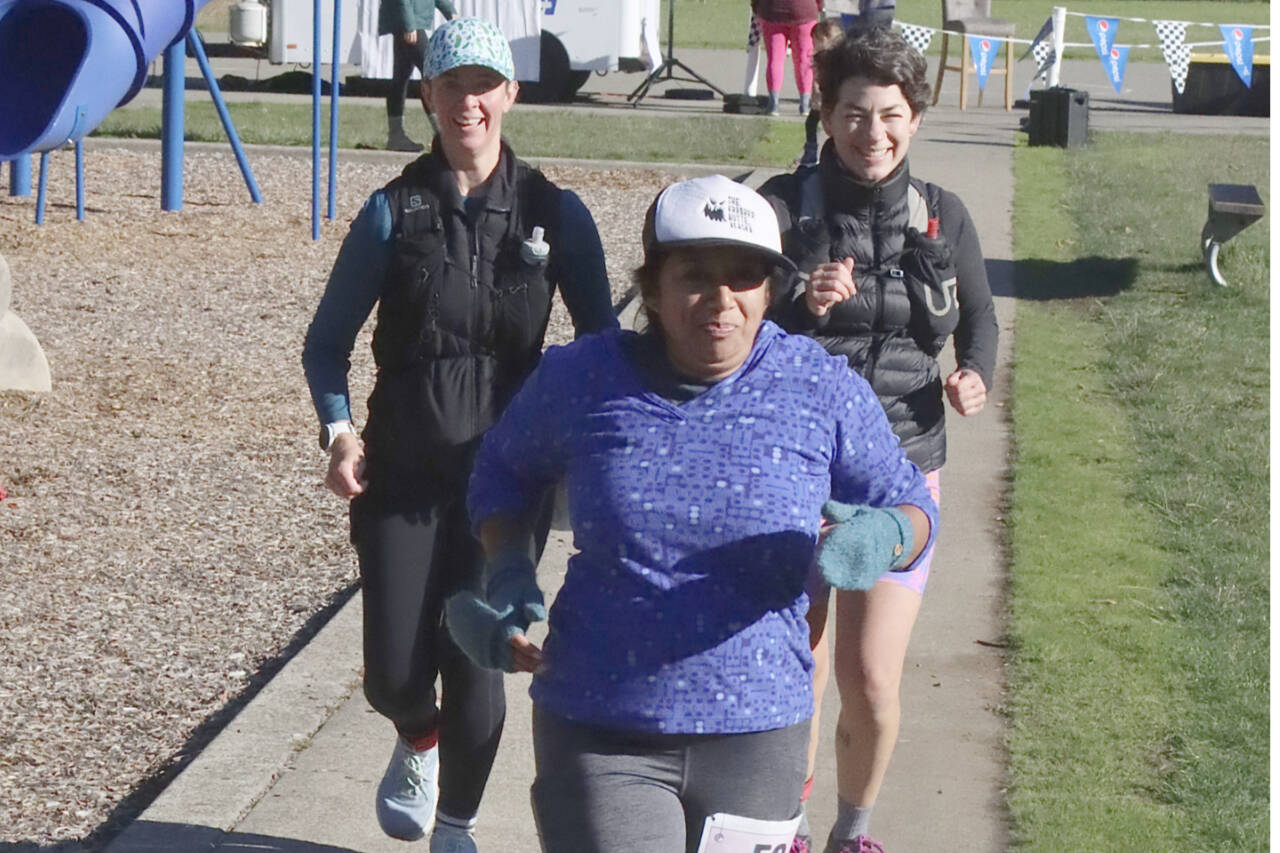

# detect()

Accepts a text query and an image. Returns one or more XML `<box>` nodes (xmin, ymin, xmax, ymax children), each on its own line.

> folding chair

<box><xmin>931</xmin><ymin>0</ymin><xmax>1015</xmax><ymax>110</ymax></box>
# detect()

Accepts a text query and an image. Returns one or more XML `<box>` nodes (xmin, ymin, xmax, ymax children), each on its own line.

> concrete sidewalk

<box><xmin>103</xmin><ymin>42</ymin><xmax>1263</xmax><ymax>853</ymax></box>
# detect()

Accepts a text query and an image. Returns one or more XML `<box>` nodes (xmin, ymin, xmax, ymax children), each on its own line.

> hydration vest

<box><xmin>769</xmin><ymin>160</ymin><xmax>958</xmax><ymax>471</ymax></box>
<box><xmin>361</xmin><ymin>144</ymin><xmax>561</xmax><ymax>499</ymax></box>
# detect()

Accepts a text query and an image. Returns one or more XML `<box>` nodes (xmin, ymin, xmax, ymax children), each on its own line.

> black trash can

<box><xmin>1028</xmin><ymin>87</ymin><xmax>1089</xmax><ymax>148</ymax></box>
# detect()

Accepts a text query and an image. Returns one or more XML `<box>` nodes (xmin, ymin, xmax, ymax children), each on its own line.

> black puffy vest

<box><xmin>768</xmin><ymin>155</ymin><xmax>958</xmax><ymax>472</ymax></box>
<box><xmin>361</xmin><ymin>143</ymin><xmax>560</xmax><ymax>499</ymax></box>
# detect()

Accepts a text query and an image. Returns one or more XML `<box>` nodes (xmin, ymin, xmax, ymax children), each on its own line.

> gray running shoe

<box><xmin>375</xmin><ymin>735</ymin><xmax>438</xmax><ymax>840</ymax></box>
<box><xmin>430</xmin><ymin>824</ymin><xmax>479</xmax><ymax>853</ymax></box>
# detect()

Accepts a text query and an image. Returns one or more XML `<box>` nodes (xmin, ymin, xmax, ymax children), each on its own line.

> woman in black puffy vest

<box><xmin>302</xmin><ymin>18</ymin><xmax>616</xmax><ymax>853</ymax></box>
<box><xmin>759</xmin><ymin>25</ymin><xmax>998</xmax><ymax>853</ymax></box>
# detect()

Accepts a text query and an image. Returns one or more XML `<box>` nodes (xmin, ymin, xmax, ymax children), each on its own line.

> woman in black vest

<box><xmin>759</xmin><ymin>26</ymin><xmax>998</xmax><ymax>853</ymax></box>
<box><xmin>302</xmin><ymin>18</ymin><xmax>616</xmax><ymax>853</ymax></box>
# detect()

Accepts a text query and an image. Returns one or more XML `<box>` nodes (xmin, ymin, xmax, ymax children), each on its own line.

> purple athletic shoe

<box><xmin>789</xmin><ymin>834</ymin><xmax>812</xmax><ymax>853</ymax></box>
<box><xmin>839</xmin><ymin>836</ymin><xmax>885</xmax><ymax>853</ymax></box>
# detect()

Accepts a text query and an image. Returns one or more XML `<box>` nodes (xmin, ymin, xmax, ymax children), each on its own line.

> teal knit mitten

<box><xmin>817</xmin><ymin>500</ymin><xmax>913</xmax><ymax>590</ymax></box>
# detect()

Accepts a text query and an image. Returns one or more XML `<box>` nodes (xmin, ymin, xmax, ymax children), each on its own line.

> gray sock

<box><xmin>825</xmin><ymin>797</ymin><xmax>873</xmax><ymax>850</ymax></box>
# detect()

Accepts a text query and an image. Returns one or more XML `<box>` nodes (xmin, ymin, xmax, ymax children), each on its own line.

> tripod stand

<box><xmin>628</xmin><ymin>1</ymin><xmax>725</xmax><ymax>105</ymax></box>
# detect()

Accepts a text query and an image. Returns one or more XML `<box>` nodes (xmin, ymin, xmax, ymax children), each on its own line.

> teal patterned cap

<box><xmin>424</xmin><ymin>17</ymin><xmax>516</xmax><ymax>81</ymax></box>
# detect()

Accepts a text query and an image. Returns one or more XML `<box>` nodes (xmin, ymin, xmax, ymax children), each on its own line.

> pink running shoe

<box><xmin>789</xmin><ymin>835</ymin><xmax>812</xmax><ymax>853</ymax></box>
<box><xmin>831</xmin><ymin>837</ymin><xmax>885</xmax><ymax>853</ymax></box>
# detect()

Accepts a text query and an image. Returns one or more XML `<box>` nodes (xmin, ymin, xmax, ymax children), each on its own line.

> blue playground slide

<box><xmin>0</xmin><ymin>0</ymin><xmax>211</xmax><ymax>159</ymax></box>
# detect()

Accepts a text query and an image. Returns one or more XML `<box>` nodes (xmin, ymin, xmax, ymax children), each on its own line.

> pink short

<box><xmin>807</xmin><ymin>468</ymin><xmax>941</xmax><ymax>600</ymax></box>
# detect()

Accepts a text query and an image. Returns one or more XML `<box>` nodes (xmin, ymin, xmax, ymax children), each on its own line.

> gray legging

<box><xmin>531</xmin><ymin>707</ymin><xmax>808</xmax><ymax>853</ymax></box>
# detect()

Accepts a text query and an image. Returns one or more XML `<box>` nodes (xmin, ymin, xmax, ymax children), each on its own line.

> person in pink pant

<box><xmin>752</xmin><ymin>0</ymin><xmax>822</xmax><ymax>114</ymax></box>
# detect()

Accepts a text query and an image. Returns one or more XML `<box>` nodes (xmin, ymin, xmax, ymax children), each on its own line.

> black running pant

<box><xmin>351</xmin><ymin>494</ymin><xmax>504</xmax><ymax>819</ymax></box>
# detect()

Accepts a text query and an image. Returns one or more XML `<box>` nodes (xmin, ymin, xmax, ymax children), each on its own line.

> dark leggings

<box><xmin>531</xmin><ymin>708</ymin><xmax>809</xmax><ymax>853</ymax></box>
<box><xmin>351</xmin><ymin>494</ymin><xmax>504</xmax><ymax>818</ymax></box>
<box><xmin>387</xmin><ymin>30</ymin><xmax>429</xmax><ymax>119</ymax></box>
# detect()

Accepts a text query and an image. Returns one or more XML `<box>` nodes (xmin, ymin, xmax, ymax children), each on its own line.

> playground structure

<box><xmin>0</xmin><ymin>0</ymin><xmax>271</xmax><ymax>391</ymax></box>
<box><xmin>0</xmin><ymin>0</ymin><xmax>262</xmax><ymax>214</ymax></box>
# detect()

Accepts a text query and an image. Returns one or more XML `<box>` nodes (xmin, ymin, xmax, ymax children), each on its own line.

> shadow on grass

<box><xmin>1014</xmin><ymin>256</ymin><xmax>1138</xmax><ymax>301</ymax></box>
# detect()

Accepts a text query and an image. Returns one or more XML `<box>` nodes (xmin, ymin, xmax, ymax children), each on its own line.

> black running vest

<box><xmin>361</xmin><ymin>145</ymin><xmax>560</xmax><ymax>499</ymax></box>
<box><xmin>765</xmin><ymin>156</ymin><xmax>959</xmax><ymax>472</ymax></box>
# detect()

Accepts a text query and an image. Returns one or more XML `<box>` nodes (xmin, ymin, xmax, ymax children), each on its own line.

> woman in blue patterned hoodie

<box><xmin>449</xmin><ymin>175</ymin><xmax>938</xmax><ymax>853</ymax></box>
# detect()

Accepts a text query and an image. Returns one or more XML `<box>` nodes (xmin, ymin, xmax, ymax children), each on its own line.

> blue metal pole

<box><xmin>9</xmin><ymin>156</ymin><xmax>31</xmax><ymax>197</ymax></box>
<box><xmin>75</xmin><ymin>140</ymin><xmax>85</xmax><ymax>221</ymax></box>
<box><xmin>35</xmin><ymin>152</ymin><xmax>49</xmax><ymax>225</ymax></box>
<box><xmin>161</xmin><ymin>39</ymin><xmax>186</xmax><ymax>212</ymax></box>
<box><xmin>311</xmin><ymin>0</ymin><xmax>322</xmax><ymax>240</ymax></box>
<box><xmin>327</xmin><ymin>0</ymin><xmax>341</xmax><ymax>220</ymax></box>
<box><xmin>187</xmin><ymin>30</ymin><xmax>263</xmax><ymax>204</ymax></box>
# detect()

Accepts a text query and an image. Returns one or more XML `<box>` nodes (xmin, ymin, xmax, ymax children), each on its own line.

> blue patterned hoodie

<box><xmin>467</xmin><ymin>322</ymin><xmax>937</xmax><ymax>734</ymax></box>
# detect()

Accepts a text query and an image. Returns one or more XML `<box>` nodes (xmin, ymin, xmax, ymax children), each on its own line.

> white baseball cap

<box><xmin>642</xmin><ymin>175</ymin><xmax>796</xmax><ymax>272</ymax></box>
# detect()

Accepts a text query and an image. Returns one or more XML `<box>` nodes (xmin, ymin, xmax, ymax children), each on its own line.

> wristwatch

<box><xmin>319</xmin><ymin>420</ymin><xmax>358</xmax><ymax>451</ymax></box>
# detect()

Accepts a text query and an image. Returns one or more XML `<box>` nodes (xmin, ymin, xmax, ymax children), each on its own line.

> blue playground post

<box><xmin>311</xmin><ymin>0</ymin><xmax>322</xmax><ymax>240</ymax></box>
<box><xmin>8</xmin><ymin>156</ymin><xmax>31</xmax><ymax>196</ymax></box>
<box><xmin>75</xmin><ymin>139</ymin><xmax>84</xmax><ymax>220</ymax></box>
<box><xmin>161</xmin><ymin>38</ymin><xmax>185</xmax><ymax>212</ymax></box>
<box><xmin>186</xmin><ymin>30</ymin><xmax>262</xmax><ymax>204</ymax></box>
<box><xmin>35</xmin><ymin>151</ymin><xmax>49</xmax><ymax>225</ymax></box>
<box><xmin>327</xmin><ymin>0</ymin><xmax>341</xmax><ymax>220</ymax></box>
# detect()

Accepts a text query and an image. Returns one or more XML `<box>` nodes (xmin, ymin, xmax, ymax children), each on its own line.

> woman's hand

<box><xmin>944</xmin><ymin>368</ymin><xmax>987</xmax><ymax>416</ymax></box>
<box><xmin>508</xmin><ymin>633</ymin><xmax>544</xmax><ymax>673</ymax></box>
<box><xmin>324</xmin><ymin>432</ymin><xmax>367</xmax><ymax>499</ymax></box>
<box><xmin>804</xmin><ymin>257</ymin><xmax>856</xmax><ymax>316</ymax></box>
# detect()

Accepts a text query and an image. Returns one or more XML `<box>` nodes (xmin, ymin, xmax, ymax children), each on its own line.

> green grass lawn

<box><xmin>92</xmin><ymin>102</ymin><xmax>806</xmax><ymax>167</ymax></box>
<box><xmin>1007</xmin><ymin>132</ymin><xmax>1268</xmax><ymax>849</ymax></box>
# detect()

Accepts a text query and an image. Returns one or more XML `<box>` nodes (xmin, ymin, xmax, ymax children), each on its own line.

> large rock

<box><xmin>0</xmin><ymin>252</ymin><xmax>51</xmax><ymax>392</ymax></box>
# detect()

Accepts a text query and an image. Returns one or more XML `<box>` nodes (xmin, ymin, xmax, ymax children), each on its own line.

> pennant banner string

<box><xmin>1061</xmin><ymin>10</ymin><xmax>1268</xmax><ymax>29</ymax></box>
<box><xmin>891</xmin><ymin>21</ymin><xmax>1269</xmax><ymax>51</ymax></box>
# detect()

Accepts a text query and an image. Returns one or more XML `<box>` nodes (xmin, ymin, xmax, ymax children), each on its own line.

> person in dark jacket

<box><xmin>379</xmin><ymin>0</ymin><xmax>456</xmax><ymax>151</ymax></box>
<box><xmin>759</xmin><ymin>26</ymin><xmax>997</xmax><ymax>853</ymax></box>
<box><xmin>302</xmin><ymin>18</ymin><xmax>617</xmax><ymax>853</ymax></box>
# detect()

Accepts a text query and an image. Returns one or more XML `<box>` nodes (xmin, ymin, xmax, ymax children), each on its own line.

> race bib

<box><xmin>696</xmin><ymin>812</ymin><xmax>803</xmax><ymax>853</ymax></box>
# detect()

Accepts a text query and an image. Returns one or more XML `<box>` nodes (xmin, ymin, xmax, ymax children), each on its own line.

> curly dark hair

<box><xmin>816</xmin><ymin>26</ymin><xmax>931</xmax><ymax>118</ymax></box>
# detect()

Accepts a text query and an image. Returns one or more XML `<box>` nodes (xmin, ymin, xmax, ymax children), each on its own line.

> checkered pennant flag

<box><xmin>747</xmin><ymin>13</ymin><xmax>761</xmax><ymax>48</ymax></box>
<box><xmin>1153</xmin><ymin>20</ymin><xmax>1190</xmax><ymax>93</ymax></box>
<box><xmin>897</xmin><ymin>23</ymin><xmax>934</xmax><ymax>55</ymax></box>
<box><xmin>1032</xmin><ymin>39</ymin><xmax>1055</xmax><ymax>83</ymax></box>
<box><xmin>1165</xmin><ymin>41</ymin><xmax>1191</xmax><ymax>93</ymax></box>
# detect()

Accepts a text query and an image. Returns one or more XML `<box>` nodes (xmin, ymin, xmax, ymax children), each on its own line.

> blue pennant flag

<box><xmin>1085</xmin><ymin>16</ymin><xmax>1120</xmax><ymax>63</ymax></box>
<box><xmin>1220</xmin><ymin>25</ymin><xmax>1255</xmax><ymax>87</ymax></box>
<box><xmin>1102</xmin><ymin>45</ymin><xmax>1130</xmax><ymax>93</ymax></box>
<box><xmin>967</xmin><ymin>35</ymin><xmax>1000</xmax><ymax>91</ymax></box>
